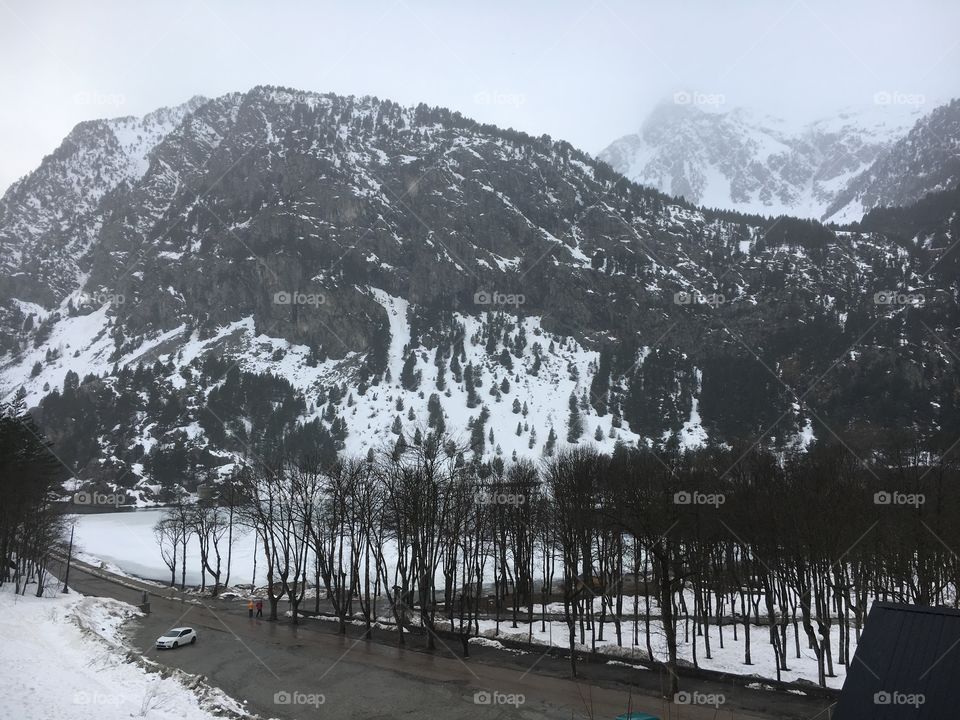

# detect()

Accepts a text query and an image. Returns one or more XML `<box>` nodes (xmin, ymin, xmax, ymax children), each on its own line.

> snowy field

<box><xmin>471</xmin><ymin>612</ymin><xmax>853</xmax><ymax>690</ymax></box>
<box><xmin>74</xmin><ymin>510</ymin><xmax>856</xmax><ymax>689</ymax></box>
<box><xmin>0</xmin><ymin>581</ymin><xmax>249</xmax><ymax>720</ymax></box>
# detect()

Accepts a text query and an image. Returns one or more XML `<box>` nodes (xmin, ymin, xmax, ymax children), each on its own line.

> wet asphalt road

<box><xmin>53</xmin><ymin>557</ymin><xmax>835</xmax><ymax>719</ymax></box>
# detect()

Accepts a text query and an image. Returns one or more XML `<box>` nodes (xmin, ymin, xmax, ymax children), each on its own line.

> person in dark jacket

<box><xmin>255</xmin><ymin>598</ymin><xmax>263</xmax><ymax>618</ymax></box>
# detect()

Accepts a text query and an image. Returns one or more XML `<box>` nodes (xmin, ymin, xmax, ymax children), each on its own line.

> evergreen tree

<box><xmin>392</xmin><ymin>433</ymin><xmax>407</xmax><ymax>461</ymax></box>
<box><xmin>485</xmin><ymin>317</ymin><xmax>498</xmax><ymax>355</ymax></box>
<box><xmin>530</xmin><ymin>350</ymin><xmax>541</xmax><ymax>376</ymax></box>
<box><xmin>567</xmin><ymin>390</ymin><xmax>583</xmax><ymax>442</ymax></box>
<box><xmin>465</xmin><ymin>362</ymin><xmax>479</xmax><ymax>407</ymax></box>
<box><xmin>450</xmin><ymin>352</ymin><xmax>462</xmax><ymax>383</ymax></box>
<box><xmin>434</xmin><ymin>345</ymin><xmax>447</xmax><ymax>391</ymax></box>
<box><xmin>400</xmin><ymin>351</ymin><xmax>420</xmax><ymax>391</ymax></box>
<box><xmin>544</xmin><ymin>426</ymin><xmax>557</xmax><ymax>456</ymax></box>
<box><xmin>589</xmin><ymin>346</ymin><xmax>612</xmax><ymax>415</ymax></box>
<box><xmin>470</xmin><ymin>418</ymin><xmax>485</xmax><ymax>456</ymax></box>
<box><xmin>427</xmin><ymin>393</ymin><xmax>445</xmax><ymax>430</ymax></box>
<box><xmin>515</xmin><ymin>324</ymin><xmax>527</xmax><ymax>356</ymax></box>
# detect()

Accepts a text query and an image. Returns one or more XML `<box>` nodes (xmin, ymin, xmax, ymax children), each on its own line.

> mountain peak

<box><xmin>600</xmin><ymin>99</ymin><xmax>944</xmax><ymax>219</ymax></box>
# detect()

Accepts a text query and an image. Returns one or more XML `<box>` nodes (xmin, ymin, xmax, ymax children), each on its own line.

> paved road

<box><xmin>54</xmin><ymin>557</ymin><xmax>835</xmax><ymax>720</ymax></box>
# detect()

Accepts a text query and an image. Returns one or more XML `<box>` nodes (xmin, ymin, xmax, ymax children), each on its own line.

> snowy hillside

<box><xmin>0</xmin><ymin>86</ymin><xmax>957</xmax><ymax>501</ymax></box>
<box><xmin>0</xmin><ymin>584</ymin><xmax>250</xmax><ymax>720</ymax></box>
<box><xmin>0</xmin><ymin>284</ymin><xmax>651</xmax><ymax>496</ymax></box>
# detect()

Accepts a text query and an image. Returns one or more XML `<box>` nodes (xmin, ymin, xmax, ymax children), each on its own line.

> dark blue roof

<box><xmin>834</xmin><ymin>602</ymin><xmax>960</xmax><ymax>719</ymax></box>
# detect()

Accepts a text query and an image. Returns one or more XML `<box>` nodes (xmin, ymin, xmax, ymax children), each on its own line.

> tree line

<box><xmin>155</xmin><ymin>431</ymin><xmax>959</xmax><ymax>695</ymax></box>
<box><xmin>0</xmin><ymin>391</ymin><xmax>66</xmax><ymax>595</ymax></box>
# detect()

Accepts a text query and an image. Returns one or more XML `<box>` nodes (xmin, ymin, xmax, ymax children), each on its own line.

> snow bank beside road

<box><xmin>0</xmin><ymin>585</ymin><xmax>251</xmax><ymax>720</ymax></box>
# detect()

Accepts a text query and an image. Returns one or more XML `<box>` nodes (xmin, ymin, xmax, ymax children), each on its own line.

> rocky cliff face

<box><xmin>0</xmin><ymin>97</ymin><xmax>207</xmax><ymax>314</ymax></box>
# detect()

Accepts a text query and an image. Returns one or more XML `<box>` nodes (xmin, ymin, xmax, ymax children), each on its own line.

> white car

<box><xmin>155</xmin><ymin>627</ymin><xmax>197</xmax><ymax>649</ymax></box>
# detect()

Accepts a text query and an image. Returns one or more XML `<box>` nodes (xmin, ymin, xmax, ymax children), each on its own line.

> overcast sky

<box><xmin>2</xmin><ymin>0</ymin><xmax>958</xmax><ymax>192</ymax></box>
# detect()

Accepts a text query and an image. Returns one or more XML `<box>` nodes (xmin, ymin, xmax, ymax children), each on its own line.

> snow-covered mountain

<box><xmin>824</xmin><ymin>99</ymin><xmax>960</xmax><ymax>223</ymax></box>
<box><xmin>1</xmin><ymin>87</ymin><xmax>957</xmax><ymax>501</ymax></box>
<box><xmin>0</xmin><ymin>96</ymin><xmax>207</xmax><ymax>320</ymax></box>
<box><xmin>598</xmin><ymin>100</ymin><xmax>935</xmax><ymax>221</ymax></box>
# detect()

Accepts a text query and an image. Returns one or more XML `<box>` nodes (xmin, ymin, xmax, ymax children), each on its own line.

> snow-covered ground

<box><xmin>472</xmin><ymin>611</ymin><xmax>853</xmax><ymax>690</ymax></box>
<box><xmin>0</xmin><ymin>581</ymin><xmax>250</xmax><ymax>720</ymax></box>
<box><xmin>317</xmin><ymin>600</ymin><xmax>853</xmax><ymax>690</ymax></box>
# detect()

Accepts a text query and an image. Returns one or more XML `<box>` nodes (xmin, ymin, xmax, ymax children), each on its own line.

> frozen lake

<box><xmin>70</xmin><ymin>509</ymin><xmax>419</xmax><ymax>589</ymax></box>
<box><xmin>71</xmin><ymin>509</ymin><xmax>260</xmax><ymax>586</ymax></box>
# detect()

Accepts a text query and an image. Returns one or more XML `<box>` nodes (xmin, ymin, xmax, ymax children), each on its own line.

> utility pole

<box><xmin>224</xmin><ymin>476</ymin><xmax>235</xmax><ymax>589</ymax></box>
<box><xmin>251</xmin><ymin>533</ymin><xmax>257</xmax><ymax>588</ymax></box>
<box><xmin>62</xmin><ymin>522</ymin><xmax>75</xmax><ymax>593</ymax></box>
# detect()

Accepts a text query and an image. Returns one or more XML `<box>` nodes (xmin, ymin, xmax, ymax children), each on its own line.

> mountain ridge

<box><xmin>1</xmin><ymin>86</ymin><xmax>957</xmax><ymax>500</ymax></box>
<box><xmin>598</xmin><ymin>98</ymin><xmax>952</xmax><ymax>222</ymax></box>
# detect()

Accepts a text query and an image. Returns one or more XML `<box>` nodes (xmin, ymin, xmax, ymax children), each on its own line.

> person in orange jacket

<box><xmin>247</xmin><ymin>599</ymin><xmax>254</xmax><ymax>618</ymax></box>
